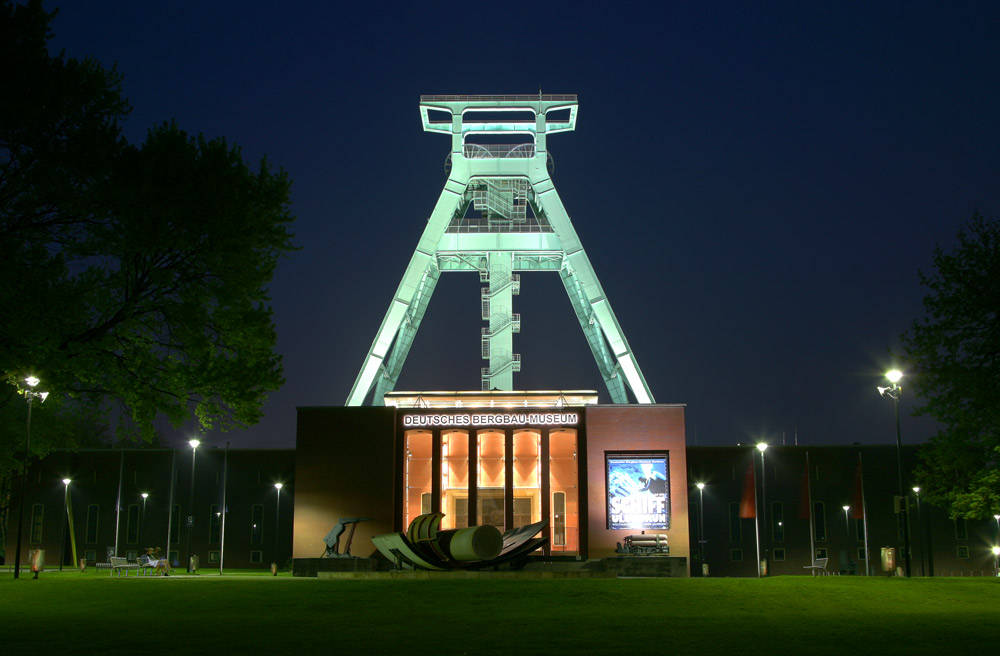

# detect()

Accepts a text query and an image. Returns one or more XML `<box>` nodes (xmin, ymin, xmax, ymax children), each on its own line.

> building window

<box><xmin>420</xmin><ymin>493</ymin><xmax>432</xmax><ymax>516</ymax></box>
<box><xmin>955</xmin><ymin>518</ymin><xmax>968</xmax><ymax>540</ymax></box>
<box><xmin>815</xmin><ymin>547</ymin><xmax>828</xmax><ymax>559</ymax></box>
<box><xmin>553</xmin><ymin>492</ymin><xmax>567</xmax><ymax>546</ymax></box>
<box><xmin>730</xmin><ymin>549</ymin><xmax>743</xmax><ymax>562</ymax></box>
<box><xmin>549</xmin><ymin>429</ymin><xmax>578</xmax><ymax>554</ymax></box>
<box><xmin>512</xmin><ymin>430</ymin><xmax>541</xmax><ymax>529</ymax></box>
<box><xmin>170</xmin><ymin>504</ymin><xmax>180</xmax><ymax>544</ymax></box>
<box><xmin>250</xmin><ymin>550</ymin><xmax>262</xmax><ymax>564</ymax></box>
<box><xmin>771</xmin><ymin>502</ymin><xmax>784</xmax><ymax>542</ymax></box>
<box><xmin>30</xmin><ymin>504</ymin><xmax>44</xmax><ymax>543</ymax></box>
<box><xmin>857</xmin><ymin>547</ymin><xmax>867</xmax><ymax>561</ymax></box>
<box><xmin>442</xmin><ymin>430</ymin><xmax>470</xmax><ymax>530</ymax></box>
<box><xmin>209</xmin><ymin>504</ymin><xmax>221</xmax><ymax>544</ymax></box>
<box><xmin>404</xmin><ymin>430</ymin><xmax>433</xmax><ymax>531</ymax></box>
<box><xmin>855</xmin><ymin>517</ymin><xmax>865</xmax><ymax>541</ymax></box>
<box><xmin>477</xmin><ymin>430</ymin><xmax>505</xmax><ymax>531</ymax></box>
<box><xmin>957</xmin><ymin>545</ymin><xmax>970</xmax><ymax>559</ymax></box>
<box><xmin>729</xmin><ymin>502</ymin><xmax>742</xmax><ymax>543</ymax></box>
<box><xmin>84</xmin><ymin>549</ymin><xmax>96</xmax><ymax>563</ymax></box>
<box><xmin>168</xmin><ymin>550</ymin><xmax>178</xmax><ymax>566</ymax></box>
<box><xmin>773</xmin><ymin>548</ymin><xmax>786</xmax><ymax>561</ymax></box>
<box><xmin>208</xmin><ymin>551</ymin><xmax>220</xmax><ymax>563</ymax></box>
<box><xmin>454</xmin><ymin>498</ymin><xmax>469</xmax><ymax>529</ymax></box>
<box><xmin>126</xmin><ymin>549</ymin><xmax>137</xmax><ymax>560</ymax></box>
<box><xmin>126</xmin><ymin>504</ymin><xmax>140</xmax><ymax>543</ymax></box>
<box><xmin>813</xmin><ymin>502</ymin><xmax>827</xmax><ymax>541</ymax></box>
<box><xmin>251</xmin><ymin>504</ymin><xmax>264</xmax><ymax>544</ymax></box>
<box><xmin>86</xmin><ymin>504</ymin><xmax>99</xmax><ymax>544</ymax></box>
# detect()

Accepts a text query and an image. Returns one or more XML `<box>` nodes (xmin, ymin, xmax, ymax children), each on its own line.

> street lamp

<box><xmin>273</xmin><ymin>483</ymin><xmax>283</xmax><ymax>576</ymax></box>
<box><xmin>14</xmin><ymin>376</ymin><xmax>48</xmax><ymax>580</ymax></box>
<box><xmin>913</xmin><ymin>486</ymin><xmax>925</xmax><ymax>576</ymax></box>
<box><xmin>186</xmin><ymin>439</ymin><xmax>200</xmax><ymax>573</ymax></box>
<box><xmin>141</xmin><ymin>493</ymin><xmax>149</xmax><ymax>544</ymax></box>
<box><xmin>756</xmin><ymin>442</ymin><xmax>768</xmax><ymax>576</ymax></box>
<box><xmin>696</xmin><ymin>482</ymin><xmax>706</xmax><ymax>573</ymax></box>
<box><xmin>842</xmin><ymin>504</ymin><xmax>850</xmax><ymax>539</ymax></box>
<box><xmin>60</xmin><ymin>479</ymin><xmax>72</xmax><ymax>571</ymax></box>
<box><xmin>992</xmin><ymin>546</ymin><xmax>999</xmax><ymax>577</ymax></box>
<box><xmin>878</xmin><ymin>369</ymin><xmax>911</xmax><ymax>577</ymax></box>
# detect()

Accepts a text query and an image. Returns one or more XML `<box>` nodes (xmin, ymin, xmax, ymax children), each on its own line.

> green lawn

<box><xmin>1</xmin><ymin>573</ymin><xmax>998</xmax><ymax>655</ymax></box>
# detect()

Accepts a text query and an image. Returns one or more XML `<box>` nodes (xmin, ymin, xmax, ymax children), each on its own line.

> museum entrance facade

<box><xmin>390</xmin><ymin>391</ymin><xmax>592</xmax><ymax>556</ymax></box>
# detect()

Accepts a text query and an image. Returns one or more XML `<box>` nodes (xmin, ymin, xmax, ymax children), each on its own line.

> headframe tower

<box><xmin>347</xmin><ymin>94</ymin><xmax>654</xmax><ymax>405</ymax></box>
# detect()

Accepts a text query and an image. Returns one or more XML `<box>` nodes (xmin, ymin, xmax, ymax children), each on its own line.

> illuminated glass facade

<box><xmin>403</xmin><ymin>419</ymin><xmax>580</xmax><ymax>554</ymax></box>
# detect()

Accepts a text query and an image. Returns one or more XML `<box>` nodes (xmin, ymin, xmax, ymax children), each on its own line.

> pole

<box><xmin>914</xmin><ymin>490</ymin><xmax>925</xmax><ymax>576</ymax></box>
<box><xmin>60</xmin><ymin>481</ymin><xmax>69</xmax><ymax>571</ymax></box>
<box><xmin>273</xmin><ymin>485</ymin><xmax>282</xmax><ymax>576</ymax></box>
<box><xmin>892</xmin><ymin>391</ymin><xmax>912</xmax><ymax>577</ymax></box>
<box><xmin>859</xmin><ymin>453</ymin><xmax>870</xmax><ymax>576</ymax></box>
<box><xmin>220</xmin><ymin>442</ymin><xmax>229</xmax><ymax>575</ymax></box>
<box><xmin>114</xmin><ymin>447</ymin><xmax>124</xmax><ymax>556</ymax></box>
<box><xmin>806</xmin><ymin>451</ymin><xmax>815</xmax><ymax>565</ymax></box>
<box><xmin>752</xmin><ymin>452</ymin><xmax>760</xmax><ymax>578</ymax></box>
<box><xmin>13</xmin><ymin>393</ymin><xmax>34</xmax><ymax>579</ymax></box>
<box><xmin>759</xmin><ymin>449</ymin><xmax>767</xmax><ymax>575</ymax></box>
<box><xmin>186</xmin><ymin>444</ymin><xmax>198</xmax><ymax>573</ymax></box>
<box><xmin>698</xmin><ymin>485</ymin><xmax>705</xmax><ymax>567</ymax></box>
<box><xmin>166</xmin><ymin>450</ymin><xmax>176</xmax><ymax>567</ymax></box>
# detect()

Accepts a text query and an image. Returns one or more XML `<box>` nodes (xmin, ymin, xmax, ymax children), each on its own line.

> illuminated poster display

<box><xmin>606</xmin><ymin>453</ymin><xmax>669</xmax><ymax>530</ymax></box>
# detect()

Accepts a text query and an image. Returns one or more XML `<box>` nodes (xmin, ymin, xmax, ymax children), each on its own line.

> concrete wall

<box><xmin>293</xmin><ymin>407</ymin><xmax>398</xmax><ymax>560</ymax></box>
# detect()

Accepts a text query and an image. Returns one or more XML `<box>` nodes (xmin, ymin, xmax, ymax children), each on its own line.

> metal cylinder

<box><xmin>443</xmin><ymin>525</ymin><xmax>502</xmax><ymax>561</ymax></box>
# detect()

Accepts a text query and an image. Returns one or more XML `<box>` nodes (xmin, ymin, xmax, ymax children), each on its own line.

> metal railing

<box><xmin>463</xmin><ymin>144</ymin><xmax>536</xmax><ymax>159</ymax></box>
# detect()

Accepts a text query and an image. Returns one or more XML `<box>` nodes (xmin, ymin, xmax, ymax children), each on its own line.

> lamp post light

<box><xmin>878</xmin><ymin>369</ymin><xmax>911</xmax><ymax>577</ymax></box>
<box><xmin>992</xmin><ymin>546</ymin><xmax>999</xmax><ymax>577</ymax></box>
<box><xmin>696</xmin><ymin>482</ymin><xmax>706</xmax><ymax>573</ymax></box>
<box><xmin>993</xmin><ymin>514</ymin><xmax>999</xmax><ymax>544</ymax></box>
<box><xmin>14</xmin><ymin>376</ymin><xmax>49</xmax><ymax>579</ymax></box>
<box><xmin>756</xmin><ymin>442</ymin><xmax>768</xmax><ymax>576</ymax></box>
<box><xmin>842</xmin><ymin>504</ymin><xmax>850</xmax><ymax>538</ymax></box>
<box><xmin>273</xmin><ymin>483</ymin><xmax>283</xmax><ymax>576</ymax></box>
<box><xmin>913</xmin><ymin>486</ymin><xmax>925</xmax><ymax>576</ymax></box>
<box><xmin>186</xmin><ymin>439</ymin><xmax>200</xmax><ymax>573</ymax></box>
<box><xmin>60</xmin><ymin>479</ymin><xmax>71</xmax><ymax>571</ymax></box>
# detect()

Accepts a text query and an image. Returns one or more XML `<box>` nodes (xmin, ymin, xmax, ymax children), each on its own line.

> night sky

<box><xmin>49</xmin><ymin>2</ymin><xmax>999</xmax><ymax>450</ymax></box>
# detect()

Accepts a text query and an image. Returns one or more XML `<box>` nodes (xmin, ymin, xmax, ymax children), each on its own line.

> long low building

<box><xmin>3</xmin><ymin>392</ymin><xmax>998</xmax><ymax>576</ymax></box>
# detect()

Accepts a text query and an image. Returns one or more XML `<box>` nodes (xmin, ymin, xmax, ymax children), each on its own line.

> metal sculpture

<box><xmin>372</xmin><ymin>512</ymin><xmax>547</xmax><ymax>571</ymax></box>
<box><xmin>348</xmin><ymin>94</ymin><xmax>654</xmax><ymax>405</ymax></box>
<box><xmin>322</xmin><ymin>517</ymin><xmax>372</xmax><ymax>558</ymax></box>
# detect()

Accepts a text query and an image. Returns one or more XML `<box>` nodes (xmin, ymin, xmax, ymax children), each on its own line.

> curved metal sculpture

<box><xmin>372</xmin><ymin>512</ymin><xmax>547</xmax><ymax>571</ymax></box>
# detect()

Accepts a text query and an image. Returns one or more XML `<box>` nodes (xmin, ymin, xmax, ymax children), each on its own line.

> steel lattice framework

<box><xmin>347</xmin><ymin>94</ymin><xmax>653</xmax><ymax>406</ymax></box>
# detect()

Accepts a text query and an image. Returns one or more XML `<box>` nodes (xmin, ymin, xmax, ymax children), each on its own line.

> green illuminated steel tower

<box><xmin>347</xmin><ymin>94</ymin><xmax>654</xmax><ymax>405</ymax></box>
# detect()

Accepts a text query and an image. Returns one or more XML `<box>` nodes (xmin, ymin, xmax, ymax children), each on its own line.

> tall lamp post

<box><xmin>878</xmin><ymin>369</ymin><xmax>911</xmax><ymax>577</ymax></box>
<box><xmin>842</xmin><ymin>505</ymin><xmax>851</xmax><ymax>572</ymax></box>
<box><xmin>13</xmin><ymin>376</ymin><xmax>49</xmax><ymax>579</ymax></box>
<box><xmin>912</xmin><ymin>486</ymin><xmax>925</xmax><ymax>576</ymax></box>
<box><xmin>696</xmin><ymin>482</ymin><xmax>706</xmax><ymax>573</ymax></box>
<box><xmin>60</xmin><ymin>479</ymin><xmax>71</xmax><ymax>571</ymax></box>
<box><xmin>273</xmin><ymin>483</ymin><xmax>283</xmax><ymax>576</ymax></box>
<box><xmin>186</xmin><ymin>439</ymin><xmax>200</xmax><ymax>573</ymax></box>
<box><xmin>140</xmin><ymin>493</ymin><xmax>149</xmax><ymax>544</ymax></box>
<box><xmin>756</xmin><ymin>442</ymin><xmax>768</xmax><ymax>576</ymax></box>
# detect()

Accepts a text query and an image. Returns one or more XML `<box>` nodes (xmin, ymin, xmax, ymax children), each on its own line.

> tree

<box><xmin>904</xmin><ymin>212</ymin><xmax>1000</xmax><ymax>519</ymax></box>
<box><xmin>0</xmin><ymin>2</ymin><xmax>295</xmax><ymax>448</ymax></box>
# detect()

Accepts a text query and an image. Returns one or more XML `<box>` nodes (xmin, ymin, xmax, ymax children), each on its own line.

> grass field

<box><xmin>1</xmin><ymin>572</ymin><xmax>998</xmax><ymax>655</ymax></box>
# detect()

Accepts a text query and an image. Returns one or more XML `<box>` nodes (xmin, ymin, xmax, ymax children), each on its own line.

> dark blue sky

<box><xmin>50</xmin><ymin>1</ymin><xmax>999</xmax><ymax>449</ymax></box>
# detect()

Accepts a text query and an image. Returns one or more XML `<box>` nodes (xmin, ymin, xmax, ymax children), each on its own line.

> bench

<box><xmin>109</xmin><ymin>556</ymin><xmax>139</xmax><ymax>577</ymax></box>
<box><xmin>804</xmin><ymin>557</ymin><xmax>829</xmax><ymax>575</ymax></box>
